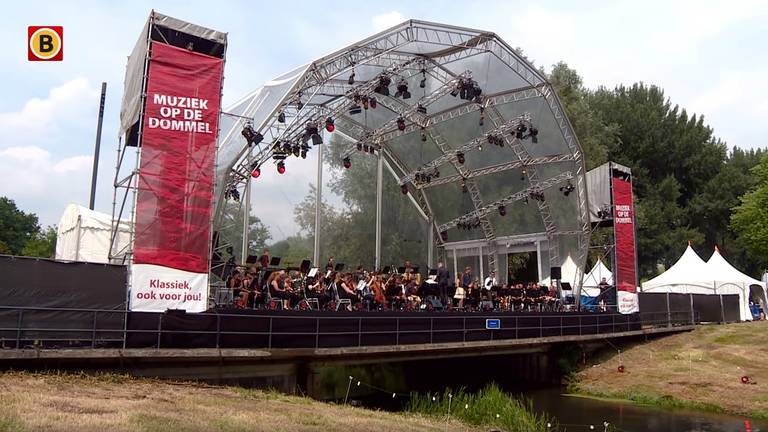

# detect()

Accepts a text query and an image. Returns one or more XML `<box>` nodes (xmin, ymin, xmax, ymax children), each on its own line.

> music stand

<box><xmin>334</xmin><ymin>263</ymin><xmax>345</xmax><ymax>272</ymax></box>
<box><xmin>270</xmin><ymin>257</ymin><xmax>281</xmax><ymax>267</ymax></box>
<box><xmin>383</xmin><ymin>266</ymin><xmax>391</xmax><ymax>274</ymax></box>
<box><xmin>397</xmin><ymin>266</ymin><xmax>406</xmax><ymax>274</ymax></box>
<box><xmin>428</xmin><ymin>269</ymin><xmax>437</xmax><ymax>276</ymax></box>
<box><xmin>300</xmin><ymin>259</ymin><xmax>311</xmax><ymax>274</ymax></box>
<box><xmin>245</xmin><ymin>255</ymin><xmax>259</xmax><ymax>264</ymax></box>
<box><xmin>413</xmin><ymin>266</ymin><xmax>420</xmax><ymax>274</ymax></box>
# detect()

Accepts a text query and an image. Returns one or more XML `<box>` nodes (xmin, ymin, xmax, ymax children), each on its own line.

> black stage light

<box><xmin>401</xmin><ymin>184</ymin><xmax>408</xmax><ymax>195</ymax></box>
<box><xmin>363</xmin><ymin>144</ymin><xmax>370</xmax><ymax>153</ymax></box>
<box><xmin>277</xmin><ymin>161</ymin><xmax>286</xmax><ymax>174</ymax></box>
<box><xmin>374</xmin><ymin>76</ymin><xmax>391</xmax><ymax>96</ymax></box>
<box><xmin>515</xmin><ymin>123</ymin><xmax>527</xmax><ymax>139</ymax></box>
<box><xmin>440</xmin><ymin>231</ymin><xmax>448</xmax><ymax>242</ymax></box>
<box><xmin>348</xmin><ymin>71</ymin><xmax>355</xmax><ymax>85</ymax></box>
<box><xmin>560</xmin><ymin>182</ymin><xmax>575</xmax><ymax>196</ymax></box>
<box><xmin>311</xmin><ymin>133</ymin><xmax>323</xmax><ymax>145</ymax></box>
<box><xmin>498</xmin><ymin>205</ymin><xmax>506</xmax><ymax>216</ymax></box>
<box><xmin>370</xmin><ymin>97</ymin><xmax>377</xmax><ymax>109</ymax></box>
<box><xmin>416</xmin><ymin>104</ymin><xmax>427</xmax><ymax>115</ymax></box>
<box><xmin>520</xmin><ymin>167</ymin><xmax>527</xmax><ymax>181</ymax></box>
<box><xmin>241</xmin><ymin>125</ymin><xmax>263</xmax><ymax>146</ymax></box>
<box><xmin>282</xmin><ymin>141</ymin><xmax>292</xmax><ymax>153</ymax></box>
<box><xmin>325</xmin><ymin>117</ymin><xmax>335</xmax><ymax>132</ymax></box>
<box><xmin>296</xmin><ymin>100</ymin><xmax>304</xmax><ymax>110</ymax></box>
<box><xmin>425</xmin><ymin>175</ymin><xmax>432</xmax><ymax>183</ymax></box>
<box><xmin>420</xmin><ymin>77</ymin><xmax>426</xmax><ymax>88</ymax></box>
<box><xmin>421</xmin><ymin>130</ymin><xmax>427</xmax><ymax>142</ymax></box>
<box><xmin>292</xmin><ymin>144</ymin><xmax>300</xmax><ymax>157</ymax></box>
<box><xmin>343</xmin><ymin>157</ymin><xmax>351</xmax><ymax>169</ymax></box>
<box><xmin>277</xmin><ymin>109</ymin><xmax>285</xmax><ymax>123</ymax></box>
<box><xmin>357</xmin><ymin>142</ymin><xmax>363</xmax><ymax>151</ymax></box>
<box><xmin>395</xmin><ymin>78</ymin><xmax>410</xmax><ymax>99</ymax></box>
<box><xmin>349</xmin><ymin>104</ymin><xmax>362</xmax><ymax>115</ymax></box>
<box><xmin>450</xmin><ymin>85</ymin><xmax>460</xmax><ymax>97</ymax></box>
<box><xmin>368</xmin><ymin>145</ymin><xmax>375</xmax><ymax>154</ymax></box>
<box><xmin>529</xmin><ymin>127</ymin><xmax>539</xmax><ymax>143</ymax></box>
<box><xmin>456</xmin><ymin>152</ymin><xmax>465</xmax><ymax>164</ymax></box>
<box><xmin>397</xmin><ymin>117</ymin><xmax>406</xmax><ymax>131</ymax></box>
<box><xmin>461</xmin><ymin>180</ymin><xmax>468</xmax><ymax>193</ymax></box>
<box><xmin>415</xmin><ymin>173</ymin><xmax>422</xmax><ymax>183</ymax></box>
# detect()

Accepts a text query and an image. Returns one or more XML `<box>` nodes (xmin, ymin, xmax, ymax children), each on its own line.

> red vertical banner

<box><xmin>612</xmin><ymin>175</ymin><xmax>639</xmax><ymax>313</ymax></box>
<box><xmin>130</xmin><ymin>41</ymin><xmax>223</xmax><ymax>313</ymax></box>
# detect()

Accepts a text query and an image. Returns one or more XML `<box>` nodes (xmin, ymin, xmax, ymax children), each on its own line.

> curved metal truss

<box><xmin>214</xmin><ymin>20</ymin><xmax>590</xmax><ymax>292</ymax></box>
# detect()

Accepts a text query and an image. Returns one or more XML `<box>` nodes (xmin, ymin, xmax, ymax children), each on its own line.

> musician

<box><xmin>246</xmin><ymin>266</ymin><xmax>264</xmax><ymax>308</ymax></box>
<box><xmin>385</xmin><ymin>274</ymin><xmax>405</xmax><ymax>309</ymax></box>
<box><xmin>436</xmin><ymin>262</ymin><xmax>450</xmax><ymax>307</ymax></box>
<box><xmin>325</xmin><ymin>256</ymin><xmax>335</xmax><ymax>272</ymax></box>
<box><xmin>339</xmin><ymin>273</ymin><xmax>358</xmax><ymax>308</ymax></box>
<box><xmin>453</xmin><ymin>275</ymin><xmax>466</xmax><ymax>308</ymax></box>
<box><xmin>270</xmin><ymin>270</ymin><xmax>291</xmax><ymax>309</ymax></box>
<box><xmin>306</xmin><ymin>275</ymin><xmax>329</xmax><ymax>309</ymax></box>
<box><xmin>368</xmin><ymin>274</ymin><xmax>386</xmax><ymax>310</ymax></box>
<box><xmin>483</xmin><ymin>270</ymin><xmax>497</xmax><ymax>302</ymax></box>
<box><xmin>258</xmin><ymin>249</ymin><xmax>271</xmax><ymax>269</ymax></box>
<box><xmin>227</xmin><ymin>268</ymin><xmax>246</xmax><ymax>308</ymax></box>
<box><xmin>461</xmin><ymin>267</ymin><xmax>473</xmax><ymax>290</ymax></box>
<box><xmin>510</xmin><ymin>283</ymin><xmax>524</xmax><ymax>311</ymax></box>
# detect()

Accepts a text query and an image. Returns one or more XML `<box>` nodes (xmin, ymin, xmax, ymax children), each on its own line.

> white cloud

<box><xmin>371</xmin><ymin>11</ymin><xmax>407</xmax><ymax>32</ymax></box>
<box><xmin>0</xmin><ymin>77</ymin><xmax>98</xmax><ymax>146</ymax></box>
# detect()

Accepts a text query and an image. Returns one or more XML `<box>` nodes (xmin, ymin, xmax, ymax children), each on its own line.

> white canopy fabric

<box><xmin>641</xmin><ymin>244</ymin><xmax>764</xmax><ymax>321</ymax></box>
<box><xmin>582</xmin><ymin>259</ymin><xmax>613</xmax><ymax>297</ymax></box>
<box><xmin>55</xmin><ymin>204</ymin><xmax>132</xmax><ymax>264</ymax></box>
<box><xmin>540</xmin><ymin>255</ymin><xmax>581</xmax><ymax>291</ymax></box>
<box><xmin>706</xmin><ymin>247</ymin><xmax>767</xmax><ymax>319</ymax></box>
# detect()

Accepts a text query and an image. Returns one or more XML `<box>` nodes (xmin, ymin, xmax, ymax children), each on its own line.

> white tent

<box><xmin>582</xmin><ymin>259</ymin><xmax>613</xmax><ymax>297</ymax></box>
<box><xmin>706</xmin><ymin>247</ymin><xmax>767</xmax><ymax>320</ymax></box>
<box><xmin>55</xmin><ymin>204</ymin><xmax>132</xmax><ymax>264</ymax></box>
<box><xmin>641</xmin><ymin>244</ymin><xmax>763</xmax><ymax>321</ymax></box>
<box><xmin>540</xmin><ymin>255</ymin><xmax>582</xmax><ymax>291</ymax></box>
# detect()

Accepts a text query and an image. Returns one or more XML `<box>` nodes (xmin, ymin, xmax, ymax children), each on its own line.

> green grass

<box><xmin>406</xmin><ymin>383</ymin><xmax>553</xmax><ymax>432</ymax></box>
<box><xmin>0</xmin><ymin>415</ymin><xmax>27</xmax><ymax>432</ymax></box>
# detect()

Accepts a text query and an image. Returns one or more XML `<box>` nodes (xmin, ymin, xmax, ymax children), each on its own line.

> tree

<box><xmin>731</xmin><ymin>155</ymin><xmax>768</xmax><ymax>267</ymax></box>
<box><xmin>21</xmin><ymin>226</ymin><xmax>57</xmax><ymax>258</ymax></box>
<box><xmin>217</xmin><ymin>201</ymin><xmax>271</xmax><ymax>261</ymax></box>
<box><xmin>0</xmin><ymin>197</ymin><xmax>39</xmax><ymax>254</ymax></box>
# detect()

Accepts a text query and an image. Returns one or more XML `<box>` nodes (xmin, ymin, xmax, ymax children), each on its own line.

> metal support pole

<box><xmin>89</xmin><ymin>82</ymin><xmax>107</xmax><ymax>210</ymax></box>
<box><xmin>313</xmin><ymin>145</ymin><xmax>323</xmax><ymax>265</ymax></box>
<box><xmin>375</xmin><ymin>150</ymin><xmax>383</xmax><ymax>270</ymax></box>
<box><xmin>427</xmin><ymin>217</ymin><xmax>434</xmax><ymax>268</ymax></box>
<box><xmin>241</xmin><ymin>177</ymin><xmax>251</xmax><ymax>264</ymax></box>
<box><xmin>536</xmin><ymin>240</ymin><xmax>542</xmax><ymax>282</ymax></box>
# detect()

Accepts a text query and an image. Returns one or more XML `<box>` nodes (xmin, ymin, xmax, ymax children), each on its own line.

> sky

<box><xmin>1</xmin><ymin>0</ymin><xmax>767</xmax><ymax>242</ymax></box>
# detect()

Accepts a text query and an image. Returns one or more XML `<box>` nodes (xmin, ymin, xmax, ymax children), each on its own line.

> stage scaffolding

<box><xmin>213</xmin><ymin>20</ymin><xmax>590</xmax><ymax>297</ymax></box>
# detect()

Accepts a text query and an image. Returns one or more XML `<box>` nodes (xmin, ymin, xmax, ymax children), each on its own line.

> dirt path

<box><xmin>574</xmin><ymin>321</ymin><xmax>768</xmax><ymax>418</ymax></box>
<box><xmin>0</xmin><ymin>372</ymin><xmax>476</xmax><ymax>432</ymax></box>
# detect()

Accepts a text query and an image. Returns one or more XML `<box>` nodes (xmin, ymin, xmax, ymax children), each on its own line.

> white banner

<box><xmin>130</xmin><ymin>263</ymin><xmax>208</xmax><ymax>312</ymax></box>
<box><xmin>617</xmin><ymin>290</ymin><xmax>639</xmax><ymax>314</ymax></box>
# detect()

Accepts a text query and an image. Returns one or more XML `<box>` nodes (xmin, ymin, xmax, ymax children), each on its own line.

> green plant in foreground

<box><xmin>407</xmin><ymin>383</ymin><xmax>553</xmax><ymax>432</ymax></box>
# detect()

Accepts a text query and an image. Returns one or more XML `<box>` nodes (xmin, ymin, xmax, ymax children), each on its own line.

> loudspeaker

<box><xmin>550</xmin><ymin>266</ymin><xmax>562</xmax><ymax>280</ymax></box>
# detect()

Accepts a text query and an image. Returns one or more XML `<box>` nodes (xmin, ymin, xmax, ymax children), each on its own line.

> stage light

<box><xmin>450</xmin><ymin>85</ymin><xmax>460</xmax><ymax>97</ymax></box>
<box><xmin>311</xmin><ymin>134</ymin><xmax>323</xmax><ymax>145</ymax></box>
<box><xmin>277</xmin><ymin>161</ymin><xmax>286</xmax><ymax>174</ymax></box>
<box><xmin>416</xmin><ymin>104</ymin><xmax>427</xmax><ymax>115</ymax></box>
<box><xmin>251</xmin><ymin>166</ymin><xmax>261</xmax><ymax>178</ymax></box>
<box><xmin>370</xmin><ymin>97</ymin><xmax>377</xmax><ymax>109</ymax></box>
<box><xmin>395</xmin><ymin>77</ymin><xmax>411</xmax><ymax>99</ymax></box>
<box><xmin>282</xmin><ymin>141</ymin><xmax>292</xmax><ymax>153</ymax></box>
<box><xmin>343</xmin><ymin>157</ymin><xmax>351</xmax><ymax>169</ymax></box>
<box><xmin>374</xmin><ymin>76</ymin><xmax>391</xmax><ymax>96</ymax></box>
<box><xmin>515</xmin><ymin>123</ymin><xmax>527</xmax><ymax>139</ymax></box>
<box><xmin>349</xmin><ymin>104</ymin><xmax>362</xmax><ymax>115</ymax></box>
<box><xmin>529</xmin><ymin>127</ymin><xmax>539</xmax><ymax>143</ymax></box>
<box><xmin>348</xmin><ymin>71</ymin><xmax>355</xmax><ymax>85</ymax></box>
<box><xmin>296</xmin><ymin>99</ymin><xmax>304</xmax><ymax>110</ymax></box>
<box><xmin>292</xmin><ymin>144</ymin><xmax>301</xmax><ymax>157</ymax></box>
<box><xmin>277</xmin><ymin>109</ymin><xmax>286</xmax><ymax>123</ymax></box>
<box><xmin>421</xmin><ymin>129</ymin><xmax>427</xmax><ymax>142</ymax></box>
<box><xmin>560</xmin><ymin>182</ymin><xmax>575</xmax><ymax>196</ymax></box>
<box><xmin>357</xmin><ymin>142</ymin><xmax>363</xmax><ymax>151</ymax></box>
<box><xmin>415</xmin><ymin>172</ymin><xmax>422</xmax><ymax>183</ymax></box>
<box><xmin>401</xmin><ymin>184</ymin><xmax>408</xmax><ymax>195</ymax></box>
<box><xmin>397</xmin><ymin>117</ymin><xmax>406</xmax><ymax>131</ymax></box>
<box><xmin>325</xmin><ymin>117</ymin><xmax>335</xmax><ymax>133</ymax></box>
<box><xmin>498</xmin><ymin>205</ymin><xmax>506</xmax><ymax>216</ymax></box>
<box><xmin>425</xmin><ymin>174</ymin><xmax>432</xmax><ymax>183</ymax></box>
<box><xmin>241</xmin><ymin>125</ymin><xmax>263</xmax><ymax>146</ymax></box>
<box><xmin>456</xmin><ymin>152</ymin><xmax>465</xmax><ymax>164</ymax></box>
<box><xmin>363</xmin><ymin>144</ymin><xmax>370</xmax><ymax>153</ymax></box>
<box><xmin>433</xmin><ymin>169</ymin><xmax>439</xmax><ymax>178</ymax></box>
<box><xmin>440</xmin><ymin>231</ymin><xmax>448</xmax><ymax>242</ymax></box>
<box><xmin>461</xmin><ymin>179</ymin><xmax>468</xmax><ymax>193</ymax></box>
<box><xmin>419</xmin><ymin>68</ymin><xmax>427</xmax><ymax>88</ymax></box>
<box><xmin>225</xmin><ymin>186</ymin><xmax>240</xmax><ymax>202</ymax></box>
<box><xmin>520</xmin><ymin>167</ymin><xmax>527</xmax><ymax>181</ymax></box>
<box><xmin>368</xmin><ymin>145</ymin><xmax>376</xmax><ymax>154</ymax></box>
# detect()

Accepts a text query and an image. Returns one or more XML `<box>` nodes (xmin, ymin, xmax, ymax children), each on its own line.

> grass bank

<box><xmin>407</xmin><ymin>383</ymin><xmax>553</xmax><ymax>432</ymax></box>
<box><xmin>0</xmin><ymin>371</ymin><xmax>476</xmax><ymax>432</ymax></box>
<box><xmin>571</xmin><ymin>320</ymin><xmax>768</xmax><ymax>419</ymax></box>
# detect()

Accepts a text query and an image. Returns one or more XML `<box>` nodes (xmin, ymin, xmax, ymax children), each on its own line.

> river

<box><xmin>525</xmin><ymin>387</ymin><xmax>767</xmax><ymax>432</ymax></box>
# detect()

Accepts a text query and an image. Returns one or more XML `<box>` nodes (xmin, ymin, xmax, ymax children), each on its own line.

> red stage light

<box><xmin>741</xmin><ymin>375</ymin><xmax>750</xmax><ymax>384</ymax></box>
<box><xmin>277</xmin><ymin>162</ymin><xmax>286</xmax><ymax>174</ymax></box>
<box><xmin>617</xmin><ymin>365</ymin><xmax>625</xmax><ymax>373</ymax></box>
<box><xmin>251</xmin><ymin>167</ymin><xmax>261</xmax><ymax>178</ymax></box>
<box><xmin>325</xmin><ymin>117</ymin><xmax>335</xmax><ymax>133</ymax></box>
<box><xmin>343</xmin><ymin>157</ymin><xmax>351</xmax><ymax>169</ymax></box>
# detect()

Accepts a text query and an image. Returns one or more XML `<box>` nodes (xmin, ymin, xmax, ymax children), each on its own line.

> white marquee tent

<box><xmin>55</xmin><ymin>204</ymin><xmax>132</xmax><ymax>264</ymax></box>
<box><xmin>641</xmin><ymin>243</ymin><xmax>764</xmax><ymax>321</ymax></box>
<box><xmin>706</xmin><ymin>246</ymin><xmax>767</xmax><ymax>319</ymax></box>
<box><xmin>540</xmin><ymin>254</ymin><xmax>582</xmax><ymax>292</ymax></box>
<box><xmin>582</xmin><ymin>259</ymin><xmax>613</xmax><ymax>297</ymax></box>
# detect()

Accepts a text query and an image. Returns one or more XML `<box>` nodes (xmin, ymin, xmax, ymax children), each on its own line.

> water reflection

<box><xmin>526</xmin><ymin>388</ymin><xmax>766</xmax><ymax>432</ymax></box>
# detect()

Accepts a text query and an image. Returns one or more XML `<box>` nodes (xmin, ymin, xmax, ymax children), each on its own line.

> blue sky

<box><xmin>1</xmin><ymin>0</ymin><xmax>767</xmax><ymax>240</ymax></box>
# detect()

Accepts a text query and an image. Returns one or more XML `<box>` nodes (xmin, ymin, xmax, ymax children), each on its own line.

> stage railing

<box><xmin>0</xmin><ymin>306</ymin><xmax>698</xmax><ymax>351</ymax></box>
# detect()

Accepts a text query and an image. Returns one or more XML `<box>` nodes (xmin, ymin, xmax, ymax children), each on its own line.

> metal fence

<box><xmin>0</xmin><ymin>306</ymin><xmax>697</xmax><ymax>351</ymax></box>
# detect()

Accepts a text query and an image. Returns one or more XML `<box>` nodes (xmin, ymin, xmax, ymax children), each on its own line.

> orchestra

<box><xmin>223</xmin><ymin>259</ymin><xmax>565</xmax><ymax>313</ymax></box>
